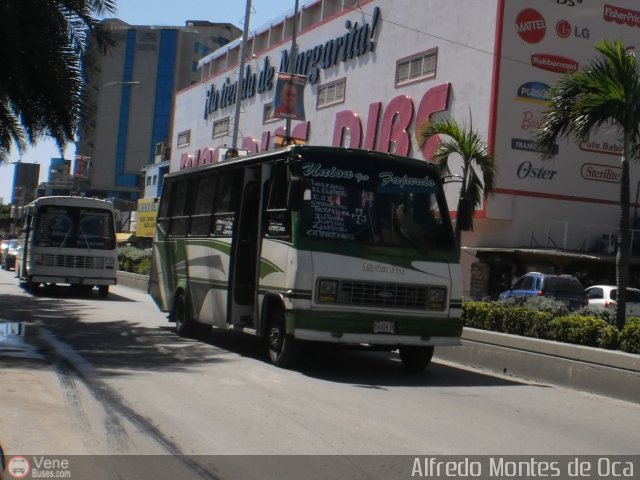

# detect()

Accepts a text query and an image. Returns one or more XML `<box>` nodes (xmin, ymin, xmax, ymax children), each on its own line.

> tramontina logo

<box><xmin>7</xmin><ymin>456</ymin><xmax>30</xmax><ymax>479</ymax></box>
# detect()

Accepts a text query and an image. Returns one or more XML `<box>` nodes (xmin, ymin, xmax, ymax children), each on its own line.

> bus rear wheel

<box><xmin>267</xmin><ymin>308</ymin><xmax>299</xmax><ymax>368</ymax></box>
<box><xmin>399</xmin><ymin>346</ymin><xmax>434</xmax><ymax>371</ymax></box>
<box><xmin>173</xmin><ymin>293</ymin><xmax>193</xmax><ymax>336</ymax></box>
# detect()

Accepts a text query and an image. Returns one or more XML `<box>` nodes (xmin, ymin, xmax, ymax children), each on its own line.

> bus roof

<box><xmin>164</xmin><ymin>145</ymin><xmax>441</xmax><ymax>180</ymax></box>
<box><xmin>26</xmin><ymin>196</ymin><xmax>115</xmax><ymax>210</ymax></box>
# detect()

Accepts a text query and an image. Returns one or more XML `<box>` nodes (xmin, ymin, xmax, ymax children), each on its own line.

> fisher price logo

<box><xmin>531</xmin><ymin>53</ymin><xmax>579</xmax><ymax>73</ymax></box>
<box><xmin>603</xmin><ymin>4</ymin><xmax>640</xmax><ymax>28</ymax></box>
<box><xmin>516</xmin><ymin>8</ymin><xmax>547</xmax><ymax>43</ymax></box>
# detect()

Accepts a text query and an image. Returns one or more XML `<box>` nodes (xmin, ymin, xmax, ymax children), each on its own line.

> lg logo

<box><xmin>551</xmin><ymin>0</ymin><xmax>583</xmax><ymax>6</ymax></box>
<box><xmin>556</xmin><ymin>20</ymin><xmax>590</xmax><ymax>39</ymax></box>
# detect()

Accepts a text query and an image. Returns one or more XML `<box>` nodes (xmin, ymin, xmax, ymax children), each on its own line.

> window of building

<box><xmin>263</xmin><ymin>103</ymin><xmax>277</xmax><ymax>124</ymax></box>
<box><xmin>153</xmin><ymin>175</ymin><xmax>158</xmax><ymax>185</ymax></box>
<box><xmin>177</xmin><ymin>130</ymin><xmax>191</xmax><ymax>148</ymax></box>
<box><xmin>146</xmin><ymin>176</ymin><xmax>152</xmax><ymax>186</ymax></box>
<box><xmin>317</xmin><ymin>78</ymin><xmax>346</xmax><ymax>109</ymax></box>
<box><xmin>213</xmin><ymin>117</ymin><xmax>230</xmax><ymax>138</ymax></box>
<box><xmin>395</xmin><ymin>48</ymin><xmax>437</xmax><ymax>86</ymax></box>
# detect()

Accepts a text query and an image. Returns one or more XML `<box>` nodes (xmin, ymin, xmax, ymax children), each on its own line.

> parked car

<box><xmin>585</xmin><ymin>285</ymin><xmax>640</xmax><ymax>317</ymax></box>
<box><xmin>499</xmin><ymin>272</ymin><xmax>588</xmax><ymax>310</ymax></box>
<box><xmin>1</xmin><ymin>239</ymin><xmax>19</xmax><ymax>270</ymax></box>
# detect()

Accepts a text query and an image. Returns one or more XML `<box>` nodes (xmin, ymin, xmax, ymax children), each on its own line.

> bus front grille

<box><xmin>41</xmin><ymin>254</ymin><xmax>112</xmax><ymax>270</ymax></box>
<box><xmin>339</xmin><ymin>281</ymin><xmax>430</xmax><ymax>310</ymax></box>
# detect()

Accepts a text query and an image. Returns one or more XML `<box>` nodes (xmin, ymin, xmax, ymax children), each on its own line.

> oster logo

<box><xmin>603</xmin><ymin>4</ymin><xmax>640</xmax><ymax>28</ymax></box>
<box><xmin>516</xmin><ymin>81</ymin><xmax>551</xmax><ymax>104</ymax></box>
<box><xmin>531</xmin><ymin>53</ymin><xmax>579</xmax><ymax>73</ymax></box>
<box><xmin>516</xmin><ymin>9</ymin><xmax>546</xmax><ymax>43</ymax></box>
<box><xmin>556</xmin><ymin>20</ymin><xmax>572</xmax><ymax>38</ymax></box>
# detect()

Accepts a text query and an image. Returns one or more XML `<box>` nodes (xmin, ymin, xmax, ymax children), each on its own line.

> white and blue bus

<box><xmin>16</xmin><ymin>196</ymin><xmax>118</xmax><ymax>297</ymax></box>
<box><xmin>149</xmin><ymin>145</ymin><xmax>463</xmax><ymax>369</ymax></box>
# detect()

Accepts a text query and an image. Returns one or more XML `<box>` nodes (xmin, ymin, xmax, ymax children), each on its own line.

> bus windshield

<box><xmin>33</xmin><ymin>205</ymin><xmax>116</xmax><ymax>250</ymax></box>
<box><xmin>297</xmin><ymin>154</ymin><xmax>456</xmax><ymax>252</ymax></box>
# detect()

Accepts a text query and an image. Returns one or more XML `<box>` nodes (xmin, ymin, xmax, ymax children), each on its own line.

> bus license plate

<box><xmin>373</xmin><ymin>320</ymin><xmax>395</xmax><ymax>334</ymax></box>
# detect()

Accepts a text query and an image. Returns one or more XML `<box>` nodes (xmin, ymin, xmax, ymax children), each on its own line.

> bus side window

<box><xmin>190</xmin><ymin>174</ymin><xmax>216</xmax><ymax>236</ymax></box>
<box><xmin>264</xmin><ymin>160</ymin><xmax>290</xmax><ymax>239</ymax></box>
<box><xmin>170</xmin><ymin>179</ymin><xmax>193</xmax><ymax>237</ymax></box>
<box><xmin>212</xmin><ymin>170</ymin><xmax>242</xmax><ymax>236</ymax></box>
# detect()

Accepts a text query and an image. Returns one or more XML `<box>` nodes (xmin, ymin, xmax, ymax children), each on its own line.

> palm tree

<box><xmin>536</xmin><ymin>39</ymin><xmax>640</xmax><ymax>330</ymax></box>
<box><xmin>0</xmin><ymin>0</ymin><xmax>116</xmax><ymax>162</ymax></box>
<box><xmin>416</xmin><ymin>115</ymin><xmax>497</xmax><ymax>253</ymax></box>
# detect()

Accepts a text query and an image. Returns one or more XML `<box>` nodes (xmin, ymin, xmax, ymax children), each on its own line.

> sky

<box><xmin>9</xmin><ymin>0</ymin><xmax>296</xmax><ymax>181</ymax></box>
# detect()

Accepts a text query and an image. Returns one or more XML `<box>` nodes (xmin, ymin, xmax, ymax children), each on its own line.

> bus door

<box><xmin>229</xmin><ymin>165</ymin><xmax>263</xmax><ymax>326</ymax></box>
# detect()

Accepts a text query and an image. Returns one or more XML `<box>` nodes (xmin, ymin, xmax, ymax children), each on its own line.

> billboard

<box><xmin>135</xmin><ymin>198</ymin><xmax>159</xmax><ymax>237</ymax></box>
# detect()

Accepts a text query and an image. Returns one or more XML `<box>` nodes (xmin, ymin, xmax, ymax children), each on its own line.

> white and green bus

<box><xmin>16</xmin><ymin>196</ymin><xmax>118</xmax><ymax>297</ymax></box>
<box><xmin>149</xmin><ymin>145</ymin><xmax>463</xmax><ymax>370</ymax></box>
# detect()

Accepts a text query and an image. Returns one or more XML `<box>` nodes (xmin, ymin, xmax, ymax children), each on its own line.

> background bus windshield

<box><xmin>34</xmin><ymin>206</ymin><xmax>115</xmax><ymax>250</ymax></box>
<box><xmin>299</xmin><ymin>156</ymin><xmax>455</xmax><ymax>252</ymax></box>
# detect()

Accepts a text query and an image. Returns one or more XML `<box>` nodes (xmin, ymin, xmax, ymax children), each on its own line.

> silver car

<box><xmin>585</xmin><ymin>285</ymin><xmax>640</xmax><ymax>317</ymax></box>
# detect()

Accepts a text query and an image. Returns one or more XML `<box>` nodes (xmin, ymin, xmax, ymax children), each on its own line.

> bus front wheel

<box><xmin>267</xmin><ymin>308</ymin><xmax>299</xmax><ymax>368</ymax></box>
<box><xmin>173</xmin><ymin>293</ymin><xmax>193</xmax><ymax>336</ymax></box>
<box><xmin>399</xmin><ymin>346</ymin><xmax>434</xmax><ymax>371</ymax></box>
<box><xmin>97</xmin><ymin>285</ymin><xmax>109</xmax><ymax>298</ymax></box>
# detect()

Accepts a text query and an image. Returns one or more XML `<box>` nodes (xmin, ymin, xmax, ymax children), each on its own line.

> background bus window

<box><xmin>190</xmin><ymin>174</ymin><xmax>217</xmax><ymax>236</ymax></box>
<box><xmin>156</xmin><ymin>181</ymin><xmax>174</xmax><ymax>234</ymax></box>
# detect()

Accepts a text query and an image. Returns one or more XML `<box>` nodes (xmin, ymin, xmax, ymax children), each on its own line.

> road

<box><xmin>0</xmin><ymin>268</ymin><xmax>639</xmax><ymax>479</ymax></box>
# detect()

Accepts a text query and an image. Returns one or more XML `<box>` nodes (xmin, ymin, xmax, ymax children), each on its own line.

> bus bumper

<box><xmin>287</xmin><ymin>310</ymin><xmax>463</xmax><ymax>347</ymax></box>
<box><xmin>30</xmin><ymin>275</ymin><xmax>117</xmax><ymax>286</ymax></box>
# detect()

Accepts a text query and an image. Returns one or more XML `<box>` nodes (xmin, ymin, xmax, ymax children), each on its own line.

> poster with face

<box><xmin>273</xmin><ymin>72</ymin><xmax>306</xmax><ymax>120</ymax></box>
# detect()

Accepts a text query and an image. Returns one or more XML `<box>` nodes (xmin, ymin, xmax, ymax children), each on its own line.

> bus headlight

<box><xmin>34</xmin><ymin>254</ymin><xmax>44</xmax><ymax>265</ymax></box>
<box><xmin>317</xmin><ymin>279</ymin><xmax>338</xmax><ymax>303</ymax></box>
<box><xmin>105</xmin><ymin>257</ymin><xmax>115</xmax><ymax>269</ymax></box>
<box><xmin>428</xmin><ymin>287</ymin><xmax>446</xmax><ymax>310</ymax></box>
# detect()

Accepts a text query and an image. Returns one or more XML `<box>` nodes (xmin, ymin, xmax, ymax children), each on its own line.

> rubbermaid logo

<box><xmin>516</xmin><ymin>82</ymin><xmax>550</xmax><ymax>104</ymax></box>
<box><xmin>531</xmin><ymin>53</ymin><xmax>579</xmax><ymax>73</ymax></box>
<box><xmin>603</xmin><ymin>4</ymin><xmax>640</xmax><ymax>28</ymax></box>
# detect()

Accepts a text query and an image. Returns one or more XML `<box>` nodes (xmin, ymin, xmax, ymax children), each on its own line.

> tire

<box><xmin>266</xmin><ymin>307</ymin><xmax>299</xmax><ymax>368</ymax></box>
<box><xmin>97</xmin><ymin>285</ymin><xmax>109</xmax><ymax>298</ymax></box>
<box><xmin>173</xmin><ymin>293</ymin><xmax>194</xmax><ymax>336</ymax></box>
<box><xmin>399</xmin><ymin>346</ymin><xmax>434</xmax><ymax>371</ymax></box>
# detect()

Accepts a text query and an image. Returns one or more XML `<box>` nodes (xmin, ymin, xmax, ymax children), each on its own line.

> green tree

<box><xmin>0</xmin><ymin>0</ymin><xmax>116</xmax><ymax>162</ymax></box>
<box><xmin>416</xmin><ymin>115</ymin><xmax>497</xmax><ymax>252</ymax></box>
<box><xmin>536</xmin><ymin>39</ymin><xmax>640</xmax><ymax>330</ymax></box>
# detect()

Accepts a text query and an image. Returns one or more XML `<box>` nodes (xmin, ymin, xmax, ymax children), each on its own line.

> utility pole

<box><xmin>231</xmin><ymin>0</ymin><xmax>252</xmax><ymax>149</ymax></box>
<box><xmin>284</xmin><ymin>0</ymin><xmax>300</xmax><ymax>142</ymax></box>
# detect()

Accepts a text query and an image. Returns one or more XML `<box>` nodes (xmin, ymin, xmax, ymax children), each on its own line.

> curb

<box><xmin>435</xmin><ymin>328</ymin><xmax>640</xmax><ymax>404</ymax></box>
<box><xmin>117</xmin><ymin>271</ymin><xmax>148</xmax><ymax>292</ymax></box>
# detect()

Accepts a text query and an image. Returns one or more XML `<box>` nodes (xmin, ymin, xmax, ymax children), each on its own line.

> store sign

<box><xmin>530</xmin><ymin>53</ymin><xmax>579</xmax><ymax>73</ymax></box>
<box><xmin>203</xmin><ymin>7</ymin><xmax>381</xmax><ymax>118</ymax></box>
<box><xmin>516</xmin><ymin>8</ymin><xmax>547</xmax><ymax>43</ymax></box>
<box><xmin>581</xmin><ymin>163</ymin><xmax>621</xmax><ymax>183</ymax></box>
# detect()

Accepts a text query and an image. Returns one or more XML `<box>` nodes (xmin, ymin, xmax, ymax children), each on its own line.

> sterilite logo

<box><xmin>581</xmin><ymin>163</ymin><xmax>621</xmax><ymax>183</ymax></box>
<box><xmin>516</xmin><ymin>8</ymin><xmax>546</xmax><ymax>43</ymax></box>
<box><xmin>531</xmin><ymin>53</ymin><xmax>579</xmax><ymax>73</ymax></box>
<box><xmin>556</xmin><ymin>20</ymin><xmax>572</xmax><ymax>38</ymax></box>
<box><xmin>7</xmin><ymin>456</ymin><xmax>30</xmax><ymax>479</ymax></box>
<box><xmin>603</xmin><ymin>4</ymin><xmax>640</xmax><ymax>28</ymax></box>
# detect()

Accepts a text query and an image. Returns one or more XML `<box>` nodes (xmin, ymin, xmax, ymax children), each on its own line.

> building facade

<box><xmin>75</xmin><ymin>19</ymin><xmax>242</xmax><ymax>201</ymax></box>
<box><xmin>168</xmin><ymin>0</ymin><xmax>640</xmax><ymax>298</ymax></box>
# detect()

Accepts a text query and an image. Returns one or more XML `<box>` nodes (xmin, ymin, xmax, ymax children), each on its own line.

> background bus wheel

<box><xmin>399</xmin><ymin>346</ymin><xmax>434</xmax><ymax>371</ymax></box>
<box><xmin>267</xmin><ymin>308</ymin><xmax>299</xmax><ymax>368</ymax></box>
<box><xmin>97</xmin><ymin>285</ymin><xmax>109</xmax><ymax>298</ymax></box>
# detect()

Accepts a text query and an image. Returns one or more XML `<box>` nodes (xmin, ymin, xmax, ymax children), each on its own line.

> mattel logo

<box><xmin>531</xmin><ymin>53</ymin><xmax>579</xmax><ymax>73</ymax></box>
<box><xmin>516</xmin><ymin>8</ymin><xmax>546</xmax><ymax>44</ymax></box>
